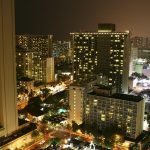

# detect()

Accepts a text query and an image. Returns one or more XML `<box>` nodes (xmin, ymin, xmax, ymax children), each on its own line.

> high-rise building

<box><xmin>131</xmin><ymin>37</ymin><xmax>150</xmax><ymax>60</ymax></box>
<box><xmin>52</xmin><ymin>41</ymin><xmax>71</xmax><ymax>58</ymax></box>
<box><xmin>69</xmin><ymin>86</ymin><xmax>85</xmax><ymax>125</ymax></box>
<box><xmin>130</xmin><ymin>37</ymin><xmax>150</xmax><ymax>75</ymax></box>
<box><xmin>85</xmin><ymin>87</ymin><xmax>144</xmax><ymax>139</ymax></box>
<box><xmin>131</xmin><ymin>36</ymin><xmax>150</xmax><ymax>49</ymax></box>
<box><xmin>0</xmin><ymin>0</ymin><xmax>18</xmax><ymax>136</ymax></box>
<box><xmin>46</xmin><ymin>57</ymin><xmax>55</xmax><ymax>83</ymax></box>
<box><xmin>129</xmin><ymin>47</ymin><xmax>138</xmax><ymax>75</ymax></box>
<box><xmin>131</xmin><ymin>37</ymin><xmax>147</xmax><ymax>49</ymax></box>
<box><xmin>147</xmin><ymin>37</ymin><xmax>150</xmax><ymax>48</ymax></box>
<box><xmin>71</xmin><ymin>33</ymin><xmax>98</xmax><ymax>83</ymax></box>
<box><xmin>16</xmin><ymin>35</ymin><xmax>53</xmax><ymax>83</ymax></box>
<box><xmin>16</xmin><ymin>49</ymin><xmax>33</xmax><ymax>80</ymax></box>
<box><xmin>16</xmin><ymin>35</ymin><xmax>52</xmax><ymax>57</ymax></box>
<box><xmin>70</xmin><ymin>24</ymin><xmax>131</xmax><ymax>93</ymax></box>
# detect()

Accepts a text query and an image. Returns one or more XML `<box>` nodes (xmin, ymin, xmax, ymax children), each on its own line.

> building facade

<box><xmin>46</xmin><ymin>57</ymin><xmax>55</xmax><ymax>83</ymax></box>
<box><xmin>131</xmin><ymin>36</ymin><xmax>150</xmax><ymax>49</ymax></box>
<box><xmin>69</xmin><ymin>86</ymin><xmax>85</xmax><ymax>125</ymax></box>
<box><xmin>131</xmin><ymin>37</ymin><xmax>147</xmax><ymax>49</ymax></box>
<box><xmin>0</xmin><ymin>0</ymin><xmax>18</xmax><ymax>136</ymax></box>
<box><xmin>71</xmin><ymin>24</ymin><xmax>131</xmax><ymax>93</ymax></box>
<box><xmin>16</xmin><ymin>35</ymin><xmax>54</xmax><ymax>83</ymax></box>
<box><xmin>52</xmin><ymin>41</ymin><xmax>71</xmax><ymax>58</ymax></box>
<box><xmin>85</xmin><ymin>90</ymin><xmax>144</xmax><ymax>139</ymax></box>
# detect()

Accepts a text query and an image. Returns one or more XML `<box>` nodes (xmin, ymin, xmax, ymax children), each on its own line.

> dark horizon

<box><xmin>15</xmin><ymin>0</ymin><xmax>150</xmax><ymax>40</ymax></box>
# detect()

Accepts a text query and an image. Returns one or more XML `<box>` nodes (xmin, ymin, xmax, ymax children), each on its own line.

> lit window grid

<box><xmin>72</xmin><ymin>32</ymin><xmax>128</xmax><ymax>85</ymax></box>
<box><xmin>85</xmin><ymin>95</ymin><xmax>139</xmax><ymax>138</ymax></box>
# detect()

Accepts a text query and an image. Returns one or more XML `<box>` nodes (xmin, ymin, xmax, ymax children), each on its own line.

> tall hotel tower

<box><xmin>0</xmin><ymin>0</ymin><xmax>18</xmax><ymax>136</ymax></box>
<box><xmin>16</xmin><ymin>35</ymin><xmax>54</xmax><ymax>83</ymax></box>
<box><xmin>71</xmin><ymin>24</ymin><xmax>131</xmax><ymax>93</ymax></box>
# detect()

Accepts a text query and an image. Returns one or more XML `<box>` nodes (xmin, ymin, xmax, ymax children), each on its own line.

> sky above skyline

<box><xmin>15</xmin><ymin>0</ymin><xmax>150</xmax><ymax>40</ymax></box>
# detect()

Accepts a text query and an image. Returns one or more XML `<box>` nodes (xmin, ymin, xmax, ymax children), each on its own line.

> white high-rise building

<box><xmin>46</xmin><ymin>57</ymin><xmax>55</xmax><ymax>83</ymax></box>
<box><xmin>69</xmin><ymin>86</ymin><xmax>85</xmax><ymax>125</ymax></box>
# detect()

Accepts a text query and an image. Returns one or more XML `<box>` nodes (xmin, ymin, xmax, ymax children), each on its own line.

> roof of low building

<box><xmin>88</xmin><ymin>92</ymin><xmax>143</xmax><ymax>102</ymax></box>
<box><xmin>111</xmin><ymin>93</ymin><xmax>143</xmax><ymax>102</ymax></box>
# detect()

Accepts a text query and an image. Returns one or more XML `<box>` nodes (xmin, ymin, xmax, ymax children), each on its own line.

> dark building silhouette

<box><xmin>71</xmin><ymin>24</ymin><xmax>131</xmax><ymax>93</ymax></box>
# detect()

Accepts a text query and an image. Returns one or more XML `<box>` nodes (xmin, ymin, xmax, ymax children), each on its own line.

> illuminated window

<box><xmin>101</xmin><ymin>114</ymin><xmax>106</xmax><ymax>121</ymax></box>
<box><xmin>101</xmin><ymin>117</ymin><xmax>106</xmax><ymax>121</ymax></box>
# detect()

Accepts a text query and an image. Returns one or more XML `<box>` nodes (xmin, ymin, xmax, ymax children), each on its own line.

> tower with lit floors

<box><xmin>16</xmin><ymin>34</ymin><xmax>53</xmax><ymax>82</ymax></box>
<box><xmin>71</xmin><ymin>23</ymin><xmax>131</xmax><ymax>93</ymax></box>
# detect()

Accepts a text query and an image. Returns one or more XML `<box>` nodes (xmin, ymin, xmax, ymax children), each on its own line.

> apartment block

<box><xmin>85</xmin><ymin>88</ymin><xmax>144</xmax><ymax>139</ymax></box>
<box><xmin>16</xmin><ymin>35</ymin><xmax>54</xmax><ymax>83</ymax></box>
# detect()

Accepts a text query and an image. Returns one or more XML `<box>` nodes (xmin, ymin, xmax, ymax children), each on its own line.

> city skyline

<box><xmin>1</xmin><ymin>0</ymin><xmax>150</xmax><ymax>149</ymax></box>
<box><xmin>15</xmin><ymin>0</ymin><xmax>150</xmax><ymax>40</ymax></box>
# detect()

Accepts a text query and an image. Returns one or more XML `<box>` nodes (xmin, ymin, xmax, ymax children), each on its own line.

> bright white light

<box><xmin>40</xmin><ymin>108</ymin><xmax>44</xmax><ymax>111</ymax></box>
<box><xmin>62</xmin><ymin>72</ymin><xmax>71</xmax><ymax>75</ymax></box>
<box><xmin>143</xmin><ymin>120</ymin><xmax>149</xmax><ymax>131</ymax></box>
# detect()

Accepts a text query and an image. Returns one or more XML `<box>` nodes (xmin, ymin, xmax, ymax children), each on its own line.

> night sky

<box><xmin>15</xmin><ymin>0</ymin><xmax>150</xmax><ymax>40</ymax></box>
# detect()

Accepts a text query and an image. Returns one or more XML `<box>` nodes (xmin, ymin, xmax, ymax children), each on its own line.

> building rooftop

<box><xmin>111</xmin><ymin>93</ymin><xmax>143</xmax><ymax>102</ymax></box>
<box><xmin>88</xmin><ymin>92</ymin><xmax>143</xmax><ymax>102</ymax></box>
<box><xmin>88</xmin><ymin>91</ymin><xmax>110</xmax><ymax>97</ymax></box>
<box><xmin>94</xmin><ymin>84</ymin><xmax>113</xmax><ymax>90</ymax></box>
<box><xmin>70</xmin><ymin>31</ymin><xmax>129</xmax><ymax>35</ymax></box>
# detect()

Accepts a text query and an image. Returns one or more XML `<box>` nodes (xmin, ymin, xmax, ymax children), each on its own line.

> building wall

<box><xmin>85</xmin><ymin>93</ymin><xmax>144</xmax><ymax>139</ymax></box>
<box><xmin>16</xmin><ymin>51</ymin><xmax>34</xmax><ymax>80</ymax></box>
<box><xmin>69</xmin><ymin>86</ymin><xmax>85</xmax><ymax>125</ymax></box>
<box><xmin>16</xmin><ymin>35</ymin><xmax>53</xmax><ymax>82</ymax></box>
<box><xmin>122</xmin><ymin>33</ymin><xmax>131</xmax><ymax>93</ymax></box>
<box><xmin>52</xmin><ymin>41</ymin><xmax>70</xmax><ymax>58</ymax></box>
<box><xmin>136</xmin><ymin>100</ymin><xmax>144</xmax><ymax>137</ymax></box>
<box><xmin>129</xmin><ymin>47</ymin><xmax>138</xmax><ymax>75</ymax></box>
<box><xmin>71</xmin><ymin>33</ymin><xmax>98</xmax><ymax>83</ymax></box>
<box><xmin>46</xmin><ymin>57</ymin><xmax>55</xmax><ymax>83</ymax></box>
<box><xmin>138</xmin><ymin>49</ymin><xmax>150</xmax><ymax>59</ymax></box>
<box><xmin>132</xmin><ymin>37</ymin><xmax>147</xmax><ymax>49</ymax></box>
<box><xmin>0</xmin><ymin>0</ymin><xmax>18</xmax><ymax>136</ymax></box>
<box><xmin>71</xmin><ymin>31</ymin><xmax>130</xmax><ymax>93</ymax></box>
